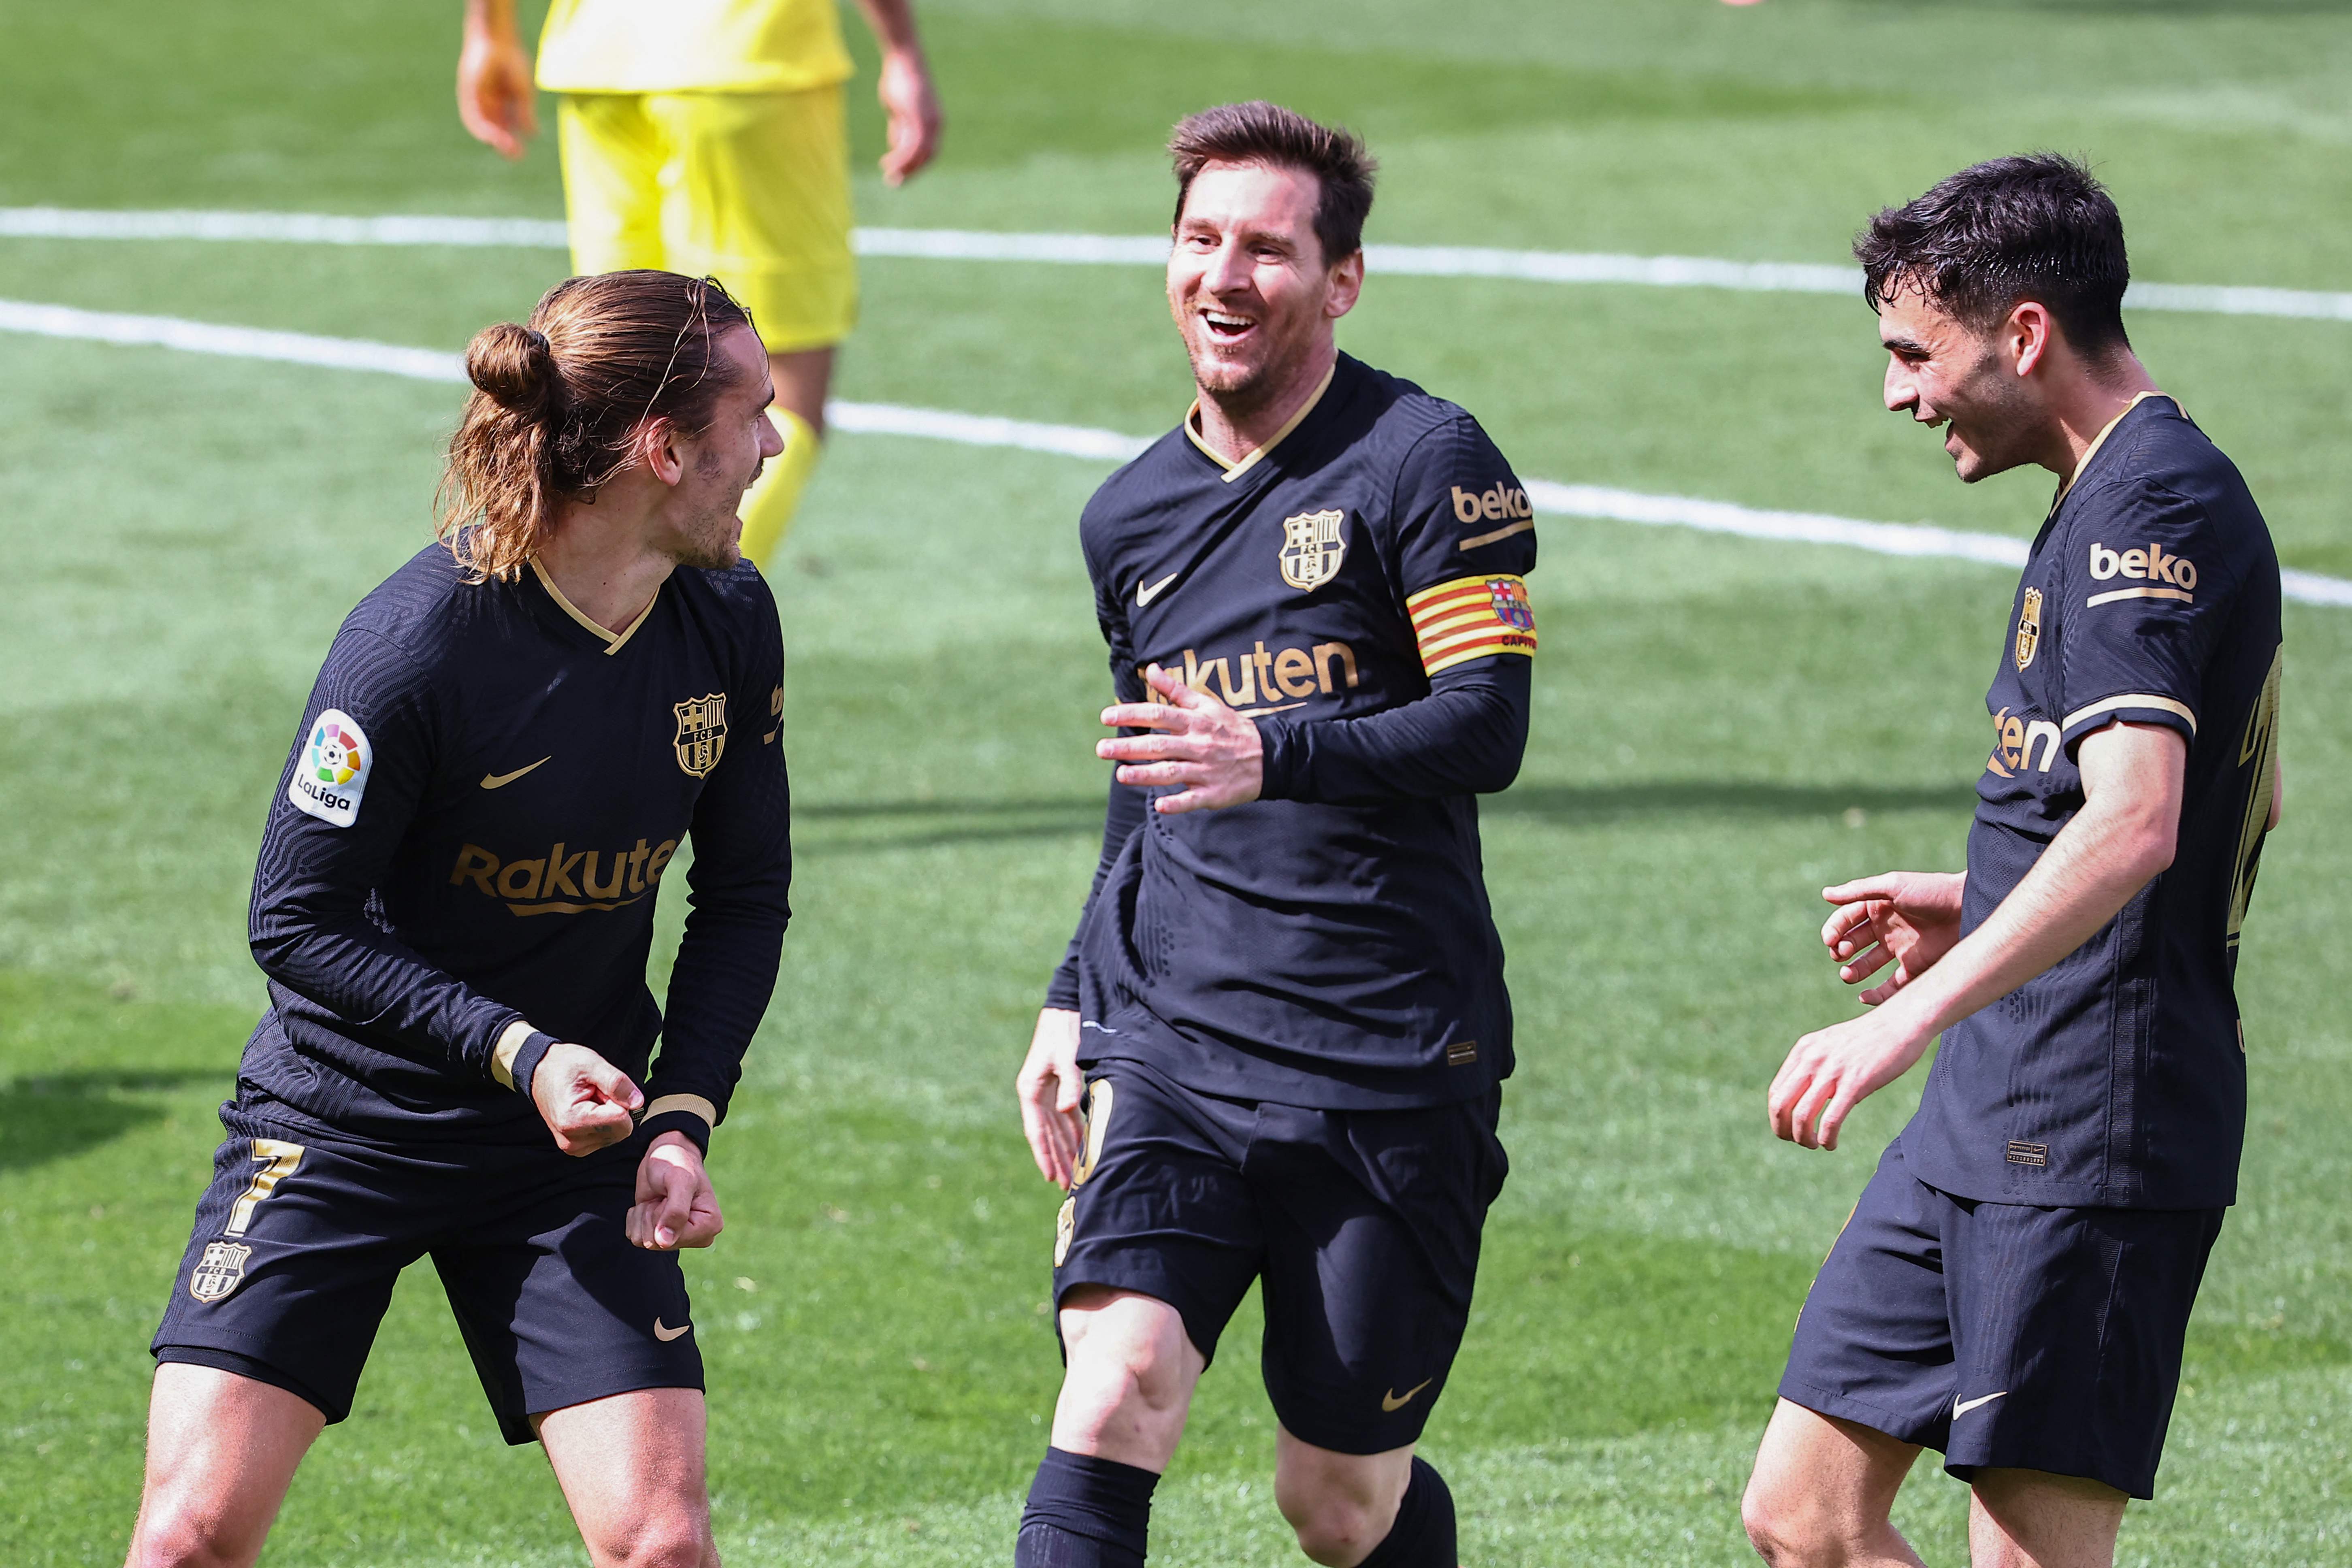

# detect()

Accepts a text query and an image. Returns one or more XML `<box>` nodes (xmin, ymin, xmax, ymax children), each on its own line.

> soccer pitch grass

<box><xmin>4</xmin><ymin>2</ymin><xmax>2350</xmax><ymax>1563</ymax></box>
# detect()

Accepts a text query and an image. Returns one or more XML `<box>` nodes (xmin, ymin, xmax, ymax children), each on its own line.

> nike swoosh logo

<box><xmin>1381</xmin><ymin>1378</ymin><xmax>1434</xmax><ymax>1412</ymax></box>
<box><xmin>1954</xmin><ymin>1390</ymin><xmax>2007</xmax><ymax>1418</ymax></box>
<box><xmin>654</xmin><ymin>1318</ymin><xmax>691</xmax><ymax>1342</ymax></box>
<box><xmin>1136</xmin><ymin>571</ymin><xmax>1180</xmax><ymax>607</ymax></box>
<box><xmin>479</xmin><ymin>757</ymin><xmax>550</xmax><ymax>790</ymax></box>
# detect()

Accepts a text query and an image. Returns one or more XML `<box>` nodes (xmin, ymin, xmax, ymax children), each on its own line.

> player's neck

<box><xmin>1192</xmin><ymin>341</ymin><xmax>1338</xmax><ymax>465</ymax></box>
<box><xmin>2044</xmin><ymin>354</ymin><xmax>2161</xmax><ymax>487</ymax></box>
<box><xmin>538</xmin><ymin>503</ymin><xmax>677</xmax><ymax>635</ymax></box>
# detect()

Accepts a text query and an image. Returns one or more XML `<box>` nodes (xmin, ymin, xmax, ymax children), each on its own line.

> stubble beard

<box><xmin>1947</xmin><ymin>343</ymin><xmax>2042</xmax><ymax>484</ymax></box>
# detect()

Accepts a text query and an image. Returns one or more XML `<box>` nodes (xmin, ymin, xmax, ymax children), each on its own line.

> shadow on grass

<box><xmin>794</xmin><ymin>779</ymin><xmax>1978</xmax><ymax>853</ymax></box>
<box><xmin>3</xmin><ymin>1068</ymin><xmax>228</xmax><ymax>1174</ymax></box>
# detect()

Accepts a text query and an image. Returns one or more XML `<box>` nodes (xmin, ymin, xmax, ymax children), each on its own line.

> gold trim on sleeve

<box><xmin>643</xmin><ymin>1093</ymin><xmax>719</xmax><ymax>1131</ymax></box>
<box><xmin>491</xmin><ymin>1019</ymin><xmax>540</xmax><ymax>1090</ymax></box>
<box><xmin>2086</xmin><ymin>586</ymin><xmax>2193</xmax><ymax>607</ymax></box>
<box><xmin>2062</xmin><ymin>692</ymin><xmax>2198</xmax><ymax>736</ymax></box>
<box><xmin>1457</xmin><ymin>517</ymin><xmax>1535</xmax><ymax>551</ymax></box>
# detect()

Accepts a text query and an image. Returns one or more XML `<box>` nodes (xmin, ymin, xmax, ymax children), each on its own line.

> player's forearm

<box><xmin>1257</xmin><ymin>660</ymin><xmax>1529</xmax><ymax>805</ymax></box>
<box><xmin>850</xmin><ymin>0</ymin><xmax>925</xmax><ymax>56</ymax></box>
<box><xmin>250</xmin><ymin>906</ymin><xmax>525</xmax><ymax>1079</ymax></box>
<box><xmin>1046</xmin><ymin>767</ymin><xmax>1148</xmax><ymax>1009</ymax></box>
<box><xmin>1874</xmin><ymin>789</ymin><xmax>2174</xmax><ymax>1045</ymax></box>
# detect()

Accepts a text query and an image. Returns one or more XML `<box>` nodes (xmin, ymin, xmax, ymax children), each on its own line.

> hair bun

<box><xmin>465</xmin><ymin>320</ymin><xmax>560</xmax><ymax>417</ymax></box>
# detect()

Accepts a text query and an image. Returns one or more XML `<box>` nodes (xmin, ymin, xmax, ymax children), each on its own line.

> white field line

<box><xmin>7</xmin><ymin>207</ymin><xmax>2352</xmax><ymax>323</ymax></box>
<box><xmin>6</xmin><ymin>296</ymin><xmax>2349</xmax><ymax>609</ymax></box>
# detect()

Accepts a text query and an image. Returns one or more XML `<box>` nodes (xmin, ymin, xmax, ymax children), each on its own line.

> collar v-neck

<box><xmin>528</xmin><ymin>557</ymin><xmax>660</xmax><ymax>656</ymax></box>
<box><xmin>1183</xmin><ymin>361</ymin><xmax>1338</xmax><ymax>484</ymax></box>
<box><xmin>2053</xmin><ymin>390</ymin><xmax>2173</xmax><ymax>510</ymax></box>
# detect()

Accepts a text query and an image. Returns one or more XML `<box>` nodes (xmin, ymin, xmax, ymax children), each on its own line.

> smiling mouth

<box><xmin>1200</xmin><ymin>309</ymin><xmax>1255</xmax><ymax>343</ymax></box>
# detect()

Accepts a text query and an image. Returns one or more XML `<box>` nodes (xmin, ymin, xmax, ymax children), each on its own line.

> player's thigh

<box><xmin>1967</xmin><ymin>1468</ymin><xmax>2127</xmax><ymax>1568</ymax></box>
<box><xmin>1944</xmin><ymin>1200</ymin><xmax>2223</xmax><ymax>1500</ymax></box>
<box><xmin>645</xmin><ymin>87</ymin><xmax>856</xmax><ymax>353</ymax></box>
<box><xmin>127</xmin><ymin>1362</ymin><xmax>325</xmax><ymax>1568</ymax></box>
<box><xmin>1052</xmin><ymin>1067</ymin><xmax>1263</xmax><ymax>1376</ymax></box>
<box><xmin>435</xmin><ymin>1147</ymin><xmax>701</xmax><ymax>1448</ymax></box>
<box><xmin>539</xmin><ymin>1387</ymin><xmax>715</xmax><ymax>1568</ymax></box>
<box><xmin>1251</xmin><ymin>1089</ymin><xmax>1506</xmax><ymax>1455</ymax></box>
<box><xmin>557</xmin><ymin>92</ymin><xmax>669</xmax><ymax>274</ymax></box>
<box><xmin>149</xmin><ymin>1117</ymin><xmax>420</xmax><ymax>1429</ymax></box>
<box><xmin>1776</xmin><ymin>1138</ymin><xmax>1960</xmax><ymax>1451</ymax></box>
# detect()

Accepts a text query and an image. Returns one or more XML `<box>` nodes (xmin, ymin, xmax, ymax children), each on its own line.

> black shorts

<box><xmin>152</xmin><ymin>1103</ymin><xmax>701</xmax><ymax>1445</ymax></box>
<box><xmin>1780</xmin><ymin>1137</ymin><xmax>2224</xmax><ymax>1499</ymax></box>
<box><xmin>1051</xmin><ymin>1061</ymin><xmax>1507</xmax><ymax>1455</ymax></box>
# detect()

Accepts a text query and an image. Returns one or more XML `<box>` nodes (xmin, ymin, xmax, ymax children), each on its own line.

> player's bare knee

<box><xmin>1738</xmin><ymin>1477</ymin><xmax>1829</xmax><ymax>1567</ymax></box>
<box><xmin>584</xmin><ymin>1510</ymin><xmax>707</xmax><ymax>1568</ymax></box>
<box><xmin>1280</xmin><ymin>1491</ymin><xmax>1395</xmax><ymax>1568</ymax></box>
<box><xmin>125</xmin><ymin>1501</ymin><xmax>262</xmax><ymax>1568</ymax></box>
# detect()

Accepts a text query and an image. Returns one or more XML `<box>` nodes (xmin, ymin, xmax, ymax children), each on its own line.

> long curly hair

<box><xmin>437</xmin><ymin>271</ymin><xmax>754</xmax><ymax>581</ymax></box>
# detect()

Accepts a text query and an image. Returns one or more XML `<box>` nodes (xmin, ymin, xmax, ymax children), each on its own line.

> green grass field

<box><xmin>4</xmin><ymin>1</ymin><xmax>2350</xmax><ymax>1563</ymax></box>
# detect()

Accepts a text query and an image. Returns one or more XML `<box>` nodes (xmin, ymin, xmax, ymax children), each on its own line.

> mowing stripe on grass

<box><xmin>7</xmin><ymin>207</ymin><xmax>2352</xmax><ymax>323</ymax></box>
<box><xmin>7</xmin><ymin>296</ymin><xmax>2350</xmax><ymax>608</ymax></box>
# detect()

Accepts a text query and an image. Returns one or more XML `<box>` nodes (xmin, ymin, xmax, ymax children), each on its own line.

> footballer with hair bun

<box><xmin>125</xmin><ymin>271</ymin><xmax>790</xmax><ymax>1568</ymax></box>
<box><xmin>1014</xmin><ymin>102</ymin><xmax>1538</xmax><ymax>1568</ymax></box>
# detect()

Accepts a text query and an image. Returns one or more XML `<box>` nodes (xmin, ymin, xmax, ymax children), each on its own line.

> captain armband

<box><xmin>1406</xmin><ymin>575</ymin><xmax>1537</xmax><ymax>677</ymax></box>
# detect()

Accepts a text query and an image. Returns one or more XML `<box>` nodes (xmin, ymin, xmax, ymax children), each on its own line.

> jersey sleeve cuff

<box><xmin>1254</xmin><ymin>714</ymin><xmax>1305</xmax><ymax>801</ymax></box>
<box><xmin>491</xmin><ymin>1020</ymin><xmax>558</xmax><ymax>1099</ymax></box>
<box><xmin>639</xmin><ymin>1094</ymin><xmax>718</xmax><ymax>1155</ymax></box>
<box><xmin>2060</xmin><ymin>692</ymin><xmax>2198</xmax><ymax>750</ymax></box>
<box><xmin>1044</xmin><ymin>961</ymin><xmax>1082</xmax><ymax>1012</ymax></box>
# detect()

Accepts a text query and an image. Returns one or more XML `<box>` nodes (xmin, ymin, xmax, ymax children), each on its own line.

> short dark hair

<box><xmin>1168</xmin><ymin>101</ymin><xmax>1378</xmax><ymax>266</ymax></box>
<box><xmin>1856</xmin><ymin>153</ymin><xmax>2131</xmax><ymax>357</ymax></box>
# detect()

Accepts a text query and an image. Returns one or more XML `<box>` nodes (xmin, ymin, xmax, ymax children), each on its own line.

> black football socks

<box><xmin>1355</xmin><ymin>1456</ymin><xmax>1458</xmax><ymax>1568</ymax></box>
<box><xmin>1014</xmin><ymin>1446</ymin><xmax>1159</xmax><ymax>1567</ymax></box>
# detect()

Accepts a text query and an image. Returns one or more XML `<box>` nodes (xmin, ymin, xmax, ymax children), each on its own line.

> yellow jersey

<box><xmin>536</xmin><ymin>0</ymin><xmax>854</xmax><ymax>95</ymax></box>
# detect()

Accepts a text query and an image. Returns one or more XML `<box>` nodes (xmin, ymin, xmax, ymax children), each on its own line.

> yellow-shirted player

<box><xmin>457</xmin><ymin>0</ymin><xmax>942</xmax><ymax>566</ymax></box>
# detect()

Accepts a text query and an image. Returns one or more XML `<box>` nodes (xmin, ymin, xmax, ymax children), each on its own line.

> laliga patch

<box><xmin>289</xmin><ymin>709</ymin><xmax>371</xmax><ymax>827</ymax></box>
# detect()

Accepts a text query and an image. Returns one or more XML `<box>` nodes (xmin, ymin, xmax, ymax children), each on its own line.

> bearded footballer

<box><xmin>1013</xmin><ymin>103</ymin><xmax>1537</xmax><ymax>1568</ymax></box>
<box><xmin>1741</xmin><ymin>157</ymin><xmax>2284</xmax><ymax>1568</ymax></box>
<box><xmin>127</xmin><ymin>272</ymin><xmax>790</xmax><ymax>1568</ymax></box>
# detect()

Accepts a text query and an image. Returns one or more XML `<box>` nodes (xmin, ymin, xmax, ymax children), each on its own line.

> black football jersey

<box><xmin>1064</xmin><ymin>353</ymin><xmax>1539</xmax><ymax>1109</ymax></box>
<box><xmin>242</xmin><ymin>543</ymin><xmax>791</xmax><ymax>1148</ymax></box>
<box><xmin>1904</xmin><ymin>394</ymin><xmax>2282</xmax><ymax>1208</ymax></box>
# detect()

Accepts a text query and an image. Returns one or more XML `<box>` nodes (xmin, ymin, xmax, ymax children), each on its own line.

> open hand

<box><xmin>1097</xmin><ymin>664</ymin><xmax>1263</xmax><ymax>814</ymax></box>
<box><xmin>876</xmin><ymin>49</ymin><xmax>942</xmax><ymax>185</ymax></box>
<box><xmin>630</xmin><ymin>1132</ymin><xmax>722</xmax><ymax>1249</ymax></box>
<box><xmin>1767</xmin><ymin>1010</ymin><xmax>1934</xmax><ymax>1151</ymax></box>
<box><xmin>1016</xmin><ymin>1008</ymin><xmax>1084</xmax><ymax>1188</ymax></box>
<box><xmin>1822</xmin><ymin>871</ymin><xmax>1966</xmax><ymax>1005</ymax></box>
<box><xmin>457</xmin><ymin>21</ymin><xmax>537</xmax><ymax>160</ymax></box>
<box><xmin>530</xmin><ymin>1042</ymin><xmax>643</xmax><ymax>1155</ymax></box>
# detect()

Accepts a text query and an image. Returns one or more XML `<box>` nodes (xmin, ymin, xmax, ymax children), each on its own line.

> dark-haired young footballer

<box><xmin>1741</xmin><ymin>158</ymin><xmax>2283</xmax><ymax>1568</ymax></box>
<box><xmin>126</xmin><ymin>272</ymin><xmax>789</xmax><ymax>1568</ymax></box>
<box><xmin>1013</xmin><ymin>103</ymin><xmax>1535</xmax><ymax>1568</ymax></box>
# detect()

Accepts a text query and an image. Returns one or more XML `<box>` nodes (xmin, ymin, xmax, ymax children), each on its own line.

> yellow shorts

<box><xmin>557</xmin><ymin>86</ymin><xmax>856</xmax><ymax>354</ymax></box>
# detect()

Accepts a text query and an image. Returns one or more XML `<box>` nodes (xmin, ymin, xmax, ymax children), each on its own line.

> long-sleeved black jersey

<box><xmin>241</xmin><ymin>543</ymin><xmax>791</xmax><ymax>1152</ymax></box>
<box><xmin>1048</xmin><ymin>353</ymin><xmax>1538</xmax><ymax>1110</ymax></box>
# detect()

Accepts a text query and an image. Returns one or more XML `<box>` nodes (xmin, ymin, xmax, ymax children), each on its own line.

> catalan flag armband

<box><xmin>1407</xmin><ymin>574</ymin><xmax>1537</xmax><ymax>677</ymax></box>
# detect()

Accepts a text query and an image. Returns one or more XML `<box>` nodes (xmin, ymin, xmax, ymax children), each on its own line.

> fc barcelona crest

<box><xmin>1278</xmin><ymin>509</ymin><xmax>1349</xmax><ymax>592</ymax></box>
<box><xmin>1488</xmin><ymin>577</ymin><xmax>1535</xmax><ymax>631</ymax></box>
<box><xmin>2015</xmin><ymin>587</ymin><xmax>2043</xmax><ymax>670</ymax></box>
<box><xmin>189</xmin><ymin>1241</ymin><xmax>253</xmax><ymax>1304</ymax></box>
<box><xmin>672</xmin><ymin>693</ymin><xmax>728</xmax><ymax>778</ymax></box>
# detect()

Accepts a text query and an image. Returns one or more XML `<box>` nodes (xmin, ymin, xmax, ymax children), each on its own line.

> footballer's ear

<box><xmin>2008</xmin><ymin>300</ymin><xmax>2056</xmax><ymax>379</ymax></box>
<box><xmin>638</xmin><ymin>419</ymin><xmax>689</xmax><ymax>486</ymax></box>
<box><xmin>1325</xmin><ymin>248</ymin><xmax>1364</xmax><ymax>320</ymax></box>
